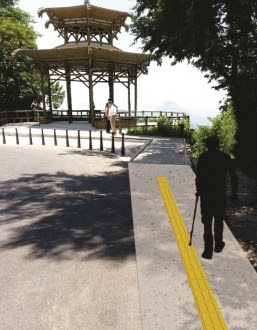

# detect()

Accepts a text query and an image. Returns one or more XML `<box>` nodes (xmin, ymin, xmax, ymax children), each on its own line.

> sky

<box><xmin>18</xmin><ymin>0</ymin><xmax>226</xmax><ymax>126</ymax></box>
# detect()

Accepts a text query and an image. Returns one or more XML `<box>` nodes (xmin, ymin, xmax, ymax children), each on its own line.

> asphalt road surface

<box><xmin>0</xmin><ymin>145</ymin><xmax>141</xmax><ymax>329</ymax></box>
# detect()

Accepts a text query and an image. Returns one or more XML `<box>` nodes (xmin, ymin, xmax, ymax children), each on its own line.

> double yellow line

<box><xmin>157</xmin><ymin>177</ymin><xmax>227</xmax><ymax>329</ymax></box>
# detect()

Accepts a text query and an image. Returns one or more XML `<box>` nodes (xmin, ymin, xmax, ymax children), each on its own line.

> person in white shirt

<box><xmin>106</xmin><ymin>100</ymin><xmax>118</xmax><ymax>134</ymax></box>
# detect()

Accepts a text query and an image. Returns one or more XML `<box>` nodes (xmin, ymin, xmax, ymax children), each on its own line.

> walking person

<box><xmin>31</xmin><ymin>100</ymin><xmax>39</xmax><ymax>123</ymax></box>
<box><xmin>104</xmin><ymin>99</ymin><xmax>111</xmax><ymax>133</ymax></box>
<box><xmin>106</xmin><ymin>100</ymin><xmax>118</xmax><ymax>135</ymax></box>
<box><xmin>195</xmin><ymin>136</ymin><xmax>237</xmax><ymax>259</ymax></box>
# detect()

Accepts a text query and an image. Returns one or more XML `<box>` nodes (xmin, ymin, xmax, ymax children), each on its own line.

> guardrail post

<box><xmin>111</xmin><ymin>132</ymin><xmax>115</xmax><ymax>153</ymax></box>
<box><xmin>29</xmin><ymin>128</ymin><xmax>33</xmax><ymax>145</ymax></box>
<box><xmin>121</xmin><ymin>133</ymin><xmax>125</xmax><ymax>156</ymax></box>
<box><xmin>66</xmin><ymin>129</ymin><xmax>69</xmax><ymax>147</ymax></box>
<box><xmin>100</xmin><ymin>131</ymin><xmax>103</xmax><ymax>151</ymax></box>
<box><xmin>89</xmin><ymin>130</ymin><xmax>92</xmax><ymax>150</ymax></box>
<box><xmin>41</xmin><ymin>129</ymin><xmax>45</xmax><ymax>145</ymax></box>
<box><xmin>54</xmin><ymin>128</ymin><xmax>57</xmax><ymax>146</ymax></box>
<box><xmin>77</xmin><ymin>129</ymin><xmax>81</xmax><ymax>148</ymax></box>
<box><xmin>15</xmin><ymin>128</ymin><xmax>19</xmax><ymax>145</ymax></box>
<box><xmin>2</xmin><ymin>128</ymin><xmax>6</xmax><ymax>144</ymax></box>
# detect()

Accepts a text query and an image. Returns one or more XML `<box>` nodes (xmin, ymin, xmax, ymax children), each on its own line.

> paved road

<box><xmin>1</xmin><ymin>133</ymin><xmax>257</xmax><ymax>329</ymax></box>
<box><xmin>0</xmin><ymin>145</ymin><xmax>141</xmax><ymax>329</ymax></box>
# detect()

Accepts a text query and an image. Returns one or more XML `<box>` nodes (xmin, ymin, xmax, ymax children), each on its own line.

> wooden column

<box><xmin>64</xmin><ymin>28</ymin><xmax>68</xmax><ymax>44</ymax></box>
<box><xmin>47</xmin><ymin>71</ymin><xmax>52</xmax><ymax>112</ymax></box>
<box><xmin>40</xmin><ymin>66</ymin><xmax>47</xmax><ymax>122</ymax></box>
<box><xmin>128</xmin><ymin>73</ymin><xmax>131</xmax><ymax>116</ymax></box>
<box><xmin>134</xmin><ymin>66</ymin><xmax>138</xmax><ymax>116</ymax></box>
<box><xmin>88</xmin><ymin>56</ymin><xmax>94</xmax><ymax>125</ymax></box>
<box><xmin>65</xmin><ymin>64</ymin><xmax>72</xmax><ymax>123</ymax></box>
<box><xmin>109</xmin><ymin>64</ymin><xmax>114</xmax><ymax>101</ymax></box>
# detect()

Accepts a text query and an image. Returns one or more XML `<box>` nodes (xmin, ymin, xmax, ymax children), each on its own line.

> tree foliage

<box><xmin>191</xmin><ymin>104</ymin><xmax>237</xmax><ymax>158</ymax></box>
<box><xmin>0</xmin><ymin>1</ymin><xmax>41</xmax><ymax>109</ymax></box>
<box><xmin>0</xmin><ymin>1</ymin><xmax>65</xmax><ymax>111</ymax></box>
<box><xmin>46</xmin><ymin>82</ymin><xmax>65</xmax><ymax>110</ymax></box>
<box><xmin>131</xmin><ymin>0</ymin><xmax>257</xmax><ymax>174</ymax></box>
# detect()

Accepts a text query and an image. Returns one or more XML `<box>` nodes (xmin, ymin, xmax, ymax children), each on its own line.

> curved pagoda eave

<box><xmin>38</xmin><ymin>4</ymin><xmax>132</xmax><ymax>31</ymax></box>
<box><xmin>13</xmin><ymin>44</ymin><xmax>153</xmax><ymax>70</ymax></box>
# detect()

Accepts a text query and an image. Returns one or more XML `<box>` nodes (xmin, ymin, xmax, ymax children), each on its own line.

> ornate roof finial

<box><xmin>84</xmin><ymin>0</ymin><xmax>91</xmax><ymax>9</ymax></box>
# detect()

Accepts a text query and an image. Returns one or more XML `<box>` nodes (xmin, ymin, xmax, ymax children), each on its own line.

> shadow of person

<box><xmin>195</xmin><ymin>136</ymin><xmax>237</xmax><ymax>259</ymax></box>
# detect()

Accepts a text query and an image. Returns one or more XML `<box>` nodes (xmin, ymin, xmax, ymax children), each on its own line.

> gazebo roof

<box><xmin>14</xmin><ymin>43</ymin><xmax>153</xmax><ymax>68</ymax></box>
<box><xmin>38</xmin><ymin>4</ymin><xmax>133</xmax><ymax>30</ymax></box>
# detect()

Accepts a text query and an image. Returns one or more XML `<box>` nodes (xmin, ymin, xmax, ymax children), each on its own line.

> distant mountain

<box><xmin>189</xmin><ymin>115</ymin><xmax>212</xmax><ymax>128</ymax></box>
<box><xmin>144</xmin><ymin>100</ymin><xmax>183</xmax><ymax>112</ymax></box>
<box><xmin>144</xmin><ymin>100</ymin><xmax>212</xmax><ymax>128</ymax></box>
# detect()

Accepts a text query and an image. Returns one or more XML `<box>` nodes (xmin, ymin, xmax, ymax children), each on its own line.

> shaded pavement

<box><xmin>0</xmin><ymin>145</ymin><xmax>141</xmax><ymax>329</ymax></box>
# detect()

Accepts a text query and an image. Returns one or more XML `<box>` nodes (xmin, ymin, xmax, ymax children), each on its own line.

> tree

<box><xmin>0</xmin><ymin>0</ymin><xmax>17</xmax><ymax>7</ymax></box>
<box><xmin>0</xmin><ymin>1</ymin><xmax>65</xmax><ymax>111</ymax></box>
<box><xmin>191</xmin><ymin>104</ymin><xmax>237</xmax><ymax>158</ymax></box>
<box><xmin>210</xmin><ymin>104</ymin><xmax>237</xmax><ymax>156</ymax></box>
<box><xmin>131</xmin><ymin>0</ymin><xmax>257</xmax><ymax>174</ymax></box>
<box><xmin>0</xmin><ymin>0</ymin><xmax>41</xmax><ymax>109</ymax></box>
<box><xmin>46</xmin><ymin>82</ymin><xmax>65</xmax><ymax>110</ymax></box>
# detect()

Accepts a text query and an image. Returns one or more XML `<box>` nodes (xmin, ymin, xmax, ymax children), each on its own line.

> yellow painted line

<box><xmin>157</xmin><ymin>176</ymin><xmax>227</xmax><ymax>330</ymax></box>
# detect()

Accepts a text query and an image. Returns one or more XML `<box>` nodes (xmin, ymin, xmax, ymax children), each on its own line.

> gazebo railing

<box><xmin>0</xmin><ymin>109</ymin><xmax>189</xmax><ymax>128</ymax></box>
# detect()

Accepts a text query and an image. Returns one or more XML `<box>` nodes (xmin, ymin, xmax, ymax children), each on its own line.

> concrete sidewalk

<box><xmin>129</xmin><ymin>140</ymin><xmax>257</xmax><ymax>329</ymax></box>
<box><xmin>0</xmin><ymin>121</ymin><xmax>149</xmax><ymax>161</ymax></box>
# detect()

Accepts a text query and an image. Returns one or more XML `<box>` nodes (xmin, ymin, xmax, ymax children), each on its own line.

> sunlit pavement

<box><xmin>129</xmin><ymin>151</ymin><xmax>257</xmax><ymax>329</ymax></box>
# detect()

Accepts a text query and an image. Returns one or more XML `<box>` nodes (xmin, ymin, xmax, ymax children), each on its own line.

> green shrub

<box><xmin>210</xmin><ymin>105</ymin><xmax>237</xmax><ymax>156</ymax></box>
<box><xmin>191</xmin><ymin>125</ymin><xmax>213</xmax><ymax>158</ymax></box>
<box><xmin>127</xmin><ymin>115</ymin><xmax>191</xmax><ymax>138</ymax></box>
<box><xmin>127</xmin><ymin>126</ymin><xmax>159</xmax><ymax>136</ymax></box>
<box><xmin>191</xmin><ymin>104</ymin><xmax>237</xmax><ymax>158</ymax></box>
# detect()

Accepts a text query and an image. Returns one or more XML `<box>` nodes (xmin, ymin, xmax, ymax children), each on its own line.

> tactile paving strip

<box><xmin>157</xmin><ymin>176</ymin><xmax>227</xmax><ymax>329</ymax></box>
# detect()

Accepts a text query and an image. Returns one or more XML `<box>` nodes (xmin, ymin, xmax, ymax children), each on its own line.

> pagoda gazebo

<box><xmin>14</xmin><ymin>1</ymin><xmax>154</xmax><ymax>124</ymax></box>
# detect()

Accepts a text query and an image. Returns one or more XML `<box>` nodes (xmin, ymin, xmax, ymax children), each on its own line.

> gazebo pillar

<box><xmin>47</xmin><ymin>70</ymin><xmax>53</xmax><ymax>112</ymax></box>
<box><xmin>40</xmin><ymin>65</ymin><xmax>47</xmax><ymax>122</ymax></box>
<box><xmin>128</xmin><ymin>73</ymin><xmax>131</xmax><ymax>116</ymax></box>
<box><xmin>88</xmin><ymin>54</ymin><xmax>94</xmax><ymax>125</ymax></box>
<box><xmin>88</xmin><ymin>68</ymin><xmax>94</xmax><ymax>125</ymax></box>
<box><xmin>134</xmin><ymin>66</ymin><xmax>138</xmax><ymax>116</ymax></box>
<box><xmin>65</xmin><ymin>64</ymin><xmax>72</xmax><ymax>123</ymax></box>
<box><xmin>109</xmin><ymin>65</ymin><xmax>114</xmax><ymax>101</ymax></box>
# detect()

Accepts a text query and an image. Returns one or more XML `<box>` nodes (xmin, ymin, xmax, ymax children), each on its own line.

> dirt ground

<box><xmin>225</xmin><ymin>170</ymin><xmax>257</xmax><ymax>272</ymax></box>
